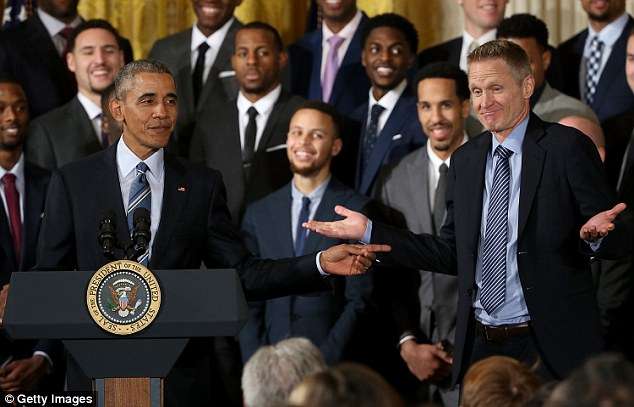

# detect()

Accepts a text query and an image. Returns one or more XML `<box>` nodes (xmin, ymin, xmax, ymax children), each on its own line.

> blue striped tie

<box><xmin>480</xmin><ymin>145</ymin><xmax>513</xmax><ymax>314</ymax></box>
<box><xmin>127</xmin><ymin>162</ymin><xmax>151</xmax><ymax>265</ymax></box>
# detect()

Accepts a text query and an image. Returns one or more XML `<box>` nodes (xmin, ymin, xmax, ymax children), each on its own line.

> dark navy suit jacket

<box><xmin>351</xmin><ymin>91</ymin><xmax>425</xmax><ymax>196</ymax></box>
<box><xmin>239</xmin><ymin>178</ymin><xmax>372</xmax><ymax>364</ymax></box>
<box><xmin>287</xmin><ymin>14</ymin><xmax>370</xmax><ymax>116</ymax></box>
<box><xmin>558</xmin><ymin>16</ymin><xmax>634</xmax><ymax>122</ymax></box>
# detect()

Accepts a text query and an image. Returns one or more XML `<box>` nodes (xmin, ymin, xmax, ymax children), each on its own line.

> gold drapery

<box><xmin>77</xmin><ymin>0</ymin><xmax>634</xmax><ymax>60</ymax></box>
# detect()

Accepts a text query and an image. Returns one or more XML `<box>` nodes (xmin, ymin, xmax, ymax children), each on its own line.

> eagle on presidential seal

<box><xmin>107</xmin><ymin>280</ymin><xmax>142</xmax><ymax>317</ymax></box>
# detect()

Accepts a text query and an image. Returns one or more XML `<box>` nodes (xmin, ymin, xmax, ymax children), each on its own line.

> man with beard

<box><xmin>558</xmin><ymin>0</ymin><xmax>634</xmax><ymax>122</ymax></box>
<box><xmin>24</xmin><ymin>19</ymin><xmax>125</xmax><ymax>170</ymax></box>
<box><xmin>190</xmin><ymin>22</ymin><xmax>304</xmax><ymax>224</ymax></box>
<box><xmin>0</xmin><ymin>78</ymin><xmax>55</xmax><ymax>393</ymax></box>
<box><xmin>149</xmin><ymin>0</ymin><xmax>243</xmax><ymax>156</ymax></box>
<box><xmin>240</xmin><ymin>100</ymin><xmax>372</xmax><ymax>366</ymax></box>
<box><xmin>0</xmin><ymin>0</ymin><xmax>133</xmax><ymax>118</ymax></box>
<box><xmin>375</xmin><ymin>62</ymin><xmax>470</xmax><ymax>406</ymax></box>
<box><xmin>352</xmin><ymin>13</ymin><xmax>424</xmax><ymax>196</ymax></box>
<box><xmin>287</xmin><ymin>0</ymin><xmax>370</xmax><ymax>116</ymax></box>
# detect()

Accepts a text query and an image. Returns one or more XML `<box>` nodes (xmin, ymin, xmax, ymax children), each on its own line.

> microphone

<box><xmin>98</xmin><ymin>210</ymin><xmax>117</xmax><ymax>259</ymax></box>
<box><xmin>132</xmin><ymin>208</ymin><xmax>151</xmax><ymax>258</ymax></box>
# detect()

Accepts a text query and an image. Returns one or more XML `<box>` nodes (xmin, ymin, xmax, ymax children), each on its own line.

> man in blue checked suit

<box><xmin>306</xmin><ymin>40</ymin><xmax>631</xmax><ymax>385</ymax></box>
<box><xmin>240</xmin><ymin>100</ymin><xmax>372</xmax><ymax>365</ymax></box>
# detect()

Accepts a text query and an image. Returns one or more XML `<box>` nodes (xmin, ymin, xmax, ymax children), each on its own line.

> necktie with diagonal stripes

<box><xmin>480</xmin><ymin>145</ymin><xmax>513</xmax><ymax>315</ymax></box>
<box><xmin>127</xmin><ymin>162</ymin><xmax>151</xmax><ymax>265</ymax></box>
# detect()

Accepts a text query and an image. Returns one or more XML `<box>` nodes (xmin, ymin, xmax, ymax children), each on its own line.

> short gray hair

<box><xmin>467</xmin><ymin>39</ymin><xmax>532</xmax><ymax>83</ymax></box>
<box><xmin>114</xmin><ymin>59</ymin><xmax>173</xmax><ymax>100</ymax></box>
<box><xmin>242</xmin><ymin>337</ymin><xmax>326</xmax><ymax>407</ymax></box>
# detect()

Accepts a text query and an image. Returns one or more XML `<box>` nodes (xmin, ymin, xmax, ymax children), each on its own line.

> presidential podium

<box><xmin>3</xmin><ymin>267</ymin><xmax>248</xmax><ymax>407</ymax></box>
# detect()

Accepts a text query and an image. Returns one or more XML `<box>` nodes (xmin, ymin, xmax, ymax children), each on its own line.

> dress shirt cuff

<box><xmin>398</xmin><ymin>333</ymin><xmax>417</xmax><ymax>349</ymax></box>
<box><xmin>33</xmin><ymin>351</ymin><xmax>53</xmax><ymax>371</ymax></box>
<box><xmin>361</xmin><ymin>220</ymin><xmax>373</xmax><ymax>244</ymax></box>
<box><xmin>587</xmin><ymin>237</ymin><xmax>603</xmax><ymax>252</ymax></box>
<box><xmin>316</xmin><ymin>252</ymin><xmax>328</xmax><ymax>276</ymax></box>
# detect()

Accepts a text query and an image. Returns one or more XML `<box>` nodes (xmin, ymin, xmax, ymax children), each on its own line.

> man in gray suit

<box><xmin>375</xmin><ymin>62</ymin><xmax>470</xmax><ymax>407</ymax></box>
<box><xmin>190</xmin><ymin>22</ymin><xmax>304</xmax><ymax>224</ymax></box>
<box><xmin>149</xmin><ymin>0</ymin><xmax>243</xmax><ymax>156</ymax></box>
<box><xmin>497</xmin><ymin>14</ymin><xmax>598</xmax><ymax>126</ymax></box>
<box><xmin>25</xmin><ymin>19</ymin><xmax>124</xmax><ymax>170</ymax></box>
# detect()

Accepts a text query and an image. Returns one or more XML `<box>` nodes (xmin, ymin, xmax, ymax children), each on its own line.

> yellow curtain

<box><xmin>78</xmin><ymin>0</ymin><xmax>634</xmax><ymax>60</ymax></box>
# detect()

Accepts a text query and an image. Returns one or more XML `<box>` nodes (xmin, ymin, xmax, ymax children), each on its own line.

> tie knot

<box><xmin>2</xmin><ymin>173</ymin><xmax>16</xmax><ymax>185</ymax></box>
<box><xmin>370</xmin><ymin>104</ymin><xmax>385</xmax><ymax>121</ymax></box>
<box><xmin>301</xmin><ymin>196</ymin><xmax>311</xmax><ymax>210</ymax></box>
<box><xmin>247</xmin><ymin>106</ymin><xmax>259</xmax><ymax>119</ymax></box>
<box><xmin>439</xmin><ymin>163</ymin><xmax>449</xmax><ymax>174</ymax></box>
<box><xmin>468</xmin><ymin>40</ymin><xmax>480</xmax><ymax>54</ymax></box>
<box><xmin>327</xmin><ymin>34</ymin><xmax>344</xmax><ymax>49</ymax></box>
<box><xmin>495</xmin><ymin>145</ymin><xmax>513</xmax><ymax>160</ymax></box>
<box><xmin>198</xmin><ymin>42</ymin><xmax>210</xmax><ymax>54</ymax></box>
<box><xmin>58</xmin><ymin>26</ymin><xmax>74</xmax><ymax>40</ymax></box>
<box><xmin>136</xmin><ymin>162</ymin><xmax>149</xmax><ymax>175</ymax></box>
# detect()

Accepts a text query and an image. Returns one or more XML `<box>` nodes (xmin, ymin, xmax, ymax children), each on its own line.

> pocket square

<box><xmin>218</xmin><ymin>70</ymin><xmax>236</xmax><ymax>78</ymax></box>
<box><xmin>392</xmin><ymin>134</ymin><xmax>403</xmax><ymax>141</ymax></box>
<box><xmin>265</xmin><ymin>144</ymin><xmax>287</xmax><ymax>152</ymax></box>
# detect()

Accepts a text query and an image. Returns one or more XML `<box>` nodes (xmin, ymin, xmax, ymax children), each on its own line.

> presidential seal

<box><xmin>86</xmin><ymin>260</ymin><xmax>161</xmax><ymax>335</ymax></box>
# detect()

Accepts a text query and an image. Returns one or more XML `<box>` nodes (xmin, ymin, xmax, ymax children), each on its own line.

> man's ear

<box><xmin>522</xmin><ymin>74</ymin><xmax>535</xmax><ymax>99</ymax></box>
<box><xmin>110</xmin><ymin>97</ymin><xmax>124</xmax><ymax>123</ymax></box>
<box><xmin>542</xmin><ymin>48</ymin><xmax>552</xmax><ymax>72</ymax></box>
<box><xmin>66</xmin><ymin>51</ymin><xmax>76</xmax><ymax>73</ymax></box>
<box><xmin>279</xmin><ymin>50</ymin><xmax>288</xmax><ymax>70</ymax></box>
<box><xmin>331</xmin><ymin>137</ymin><xmax>343</xmax><ymax>157</ymax></box>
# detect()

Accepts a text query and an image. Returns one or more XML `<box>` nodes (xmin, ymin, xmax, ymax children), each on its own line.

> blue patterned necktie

<box><xmin>584</xmin><ymin>35</ymin><xmax>604</xmax><ymax>105</ymax></box>
<box><xmin>362</xmin><ymin>104</ymin><xmax>386</xmax><ymax>173</ymax></box>
<box><xmin>127</xmin><ymin>162</ymin><xmax>151</xmax><ymax>265</ymax></box>
<box><xmin>480</xmin><ymin>145</ymin><xmax>513</xmax><ymax>315</ymax></box>
<box><xmin>294</xmin><ymin>197</ymin><xmax>311</xmax><ymax>256</ymax></box>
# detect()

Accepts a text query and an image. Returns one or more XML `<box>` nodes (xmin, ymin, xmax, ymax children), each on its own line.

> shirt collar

<box><xmin>0</xmin><ymin>153</ymin><xmax>24</xmax><ymax>181</ymax></box>
<box><xmin>76</xmin><ymin>92</ymin><xmax>102</xmax><ymax>120</ymax></box>
<box><xmin>37</xmin><ymin>8</ymin><xmax>81</xmax><ymax>37</ymax></box>
<box><xmin>588</xmin><ymin>12</ymin><xmax>629</xmax><ymax>47</ymax></box>
<box><xmin>491</xmin><ymin>115</ymin><xmax>528</xmax><ymax>155</ymax></box>
<box><xmin>369</xmin><ymin>79</ymin><xmax>407</xmax><ymax>111</ymax></box>
<box><xmin>426</xmin><ymin>133</ymin><xmax>468</xmax><ymax>169</ymax></box>
<box><xmin>116</xmin><ymin>137</ymin><xmax>165</xmax><ymax>179</ymax></box>
<box><xmin>462</xmin><ymin>28</ymin><xmax>497</xmax><ymax>48</ymax></box>
<box><xmin>322</xmin><ymin>9</ymin><xmax>363</xmax><ymax>41</ymax></box>
<box><xmin>191</xmin><ymin>17</ymin><xmax>235</xmax><ymax>51</ymax></box>
<box><xmin>291</xmin><ymin>175</ymin><xmax>331</xmax><ymax>201</ymax></box>
<box><xmin>236</xmin><ymin>85</ymin><xmax>282</xmax><ymax>117</ymax></box>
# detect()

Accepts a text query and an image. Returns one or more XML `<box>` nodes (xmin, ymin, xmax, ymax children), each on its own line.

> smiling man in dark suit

<box><xmin>190</xmin><ymin>22</ymin><xmax>303</xmax><ymax>224</ymax></box>
<box><xmin>352</xmin><ymin>13</ymin><xmax>424</xmax><ymax>196</ymax></box>
<box><xmin>287</xmin><ymin>0</ymin><xmax>370</xmax><ymax>117</ymax></box>
<box><xmin>32</xmin><ymin>59</ymin><xmax>387</xmax><ymax>407</ymax></box>
<box><xmin>25</xmin><ymin>19</ymin><xmax>125</xmax><ymax>170</ymax></box>
<box><xmin>149</xmin><ymin>0</ymin><xmax>243</xmax><ymax>156</ymax></box>
<box><xmin>0</xmin><ymin>79</ymin><xmax>53</xmax><ymax>393</ymax></box>
<box><xmin>0</xmin><ymin>0</ymin><xmax>133</xmax><ymax>119</ymax></box>
<box><xmin>558</xmin><ymin>0</ymin><xmax>634</xmax><ymax>122</ymax></box>
<box><xmin>306</xmin><ymin>40</ymin><xmax>630</xmax><ymax>385</ymax></box>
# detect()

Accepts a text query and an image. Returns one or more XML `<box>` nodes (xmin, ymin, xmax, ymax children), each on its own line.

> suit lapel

<box><xmin>465</xmin><ymin>135</ymin><xmax>490</xmax><ymax>255</ymax></box>
<box><xmin>150</xmin><ymin>153</ymin><xmax>189</xmax><ymax>267</ymax></box>
<box><xmin>70</xmin><ymin>97</ymin><xmax>101</xmax><ymax>151</ymax></box>
<box><xmin>592</xmin><ymin>18</ymin><xmax>633</xmax><ymax>108</ymax></box>
<box><xmin>518</xmin><ymin>115</ymin><xmax>546</xmax><ymax>239</ymax></box>
<box><xmin>448</xmin><ymin>37</ymin><xmax>463</xmax><ymax>66</ymax></box>
<box><xmin>0</xmin><ymin>200</ymin><xmax>16</xmax><ymax>271</ymax></box>
<box><xmin>174</xmin><ymin>31</ymin><xmax>195</xmax><ymax>118</ymax></box>
<box><xmin>329</xmin><ymin>14</ymin><xmax>366</xmax><ymax>105</ymax></box>
<box><xmin>21</xmin><ymin>164</ymin><xmax>48</xmax><ymax>270</ymax></box>
<box><xmin>270</xmin><ymin>185</ymin><xmax>295</xmax><ymax>258</ymax></box>
<box><xmin>407</xmin><ymin>148</ymin><xmax>433</xmax><ymax>233</ymax></box>
<box><xmin>258</xmin><ymin>91</ymin><xmax>289</xmax><ymax>151</ymax></box>
<box><xmin>308</xmin><ymin>31</ymin><xmax>324</xmax><ymax>100</ymax></box>
<box><xmin>304</xmin><ymin>179</ymin><xmax>342</xmax><ymax>254</ymax></box>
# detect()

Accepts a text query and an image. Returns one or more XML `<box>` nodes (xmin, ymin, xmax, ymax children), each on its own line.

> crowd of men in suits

<box><xmin>0</xmin><ymin>0</ymin><xmax>633</xmax><ymax>406</ymax></box>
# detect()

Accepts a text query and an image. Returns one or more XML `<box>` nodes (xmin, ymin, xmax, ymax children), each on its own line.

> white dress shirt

<box><xmin>366</xmin><ymin>79</ymin><xmax>407</xmax><ymax>133</ymax></box>
<box><xmin>460</xmin><ymin>29</ymin><xmax>497</xmax><ymax>72</ymax></box>
<box><xmin>76</xmin><ymin>92</ymin><xmax>103</xmax><ymax>143</ymax></box>
<box><xmin>37</xmin><ymin>8</ymin><xmax>81</xmax><ymax>55</ymax></box>
<box><xmin>320</xmin><ymin>10</ymin><xmax>363</xmax><ymax>82</ymax></box>
<box><xmin>116</xmin><ymin>138</ymin><xmax>165</xmax><ymax>257</ymax></box>
<box><xmin>427</xmin><ymin>134</ymin><xmax>468</xmax><ymax>210</ymax></box>
<box><xmin>236</xmin><ymin>85</ymin><xmax>282</xmax><ymax>151</ymax></box>
<box><xmin>580</xmin><ymin>13</ymin><xmax>630</xmax><ymax>88</ymax></box>
<box><xmin>0</xmin><ymin>154</ymin><xmax>25</xmax><ymax>224</ymax></box>
<box><xmin>190</xmin><ymin>17</ymin><xmax>235</xmax><ymax>84</ymax></box>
